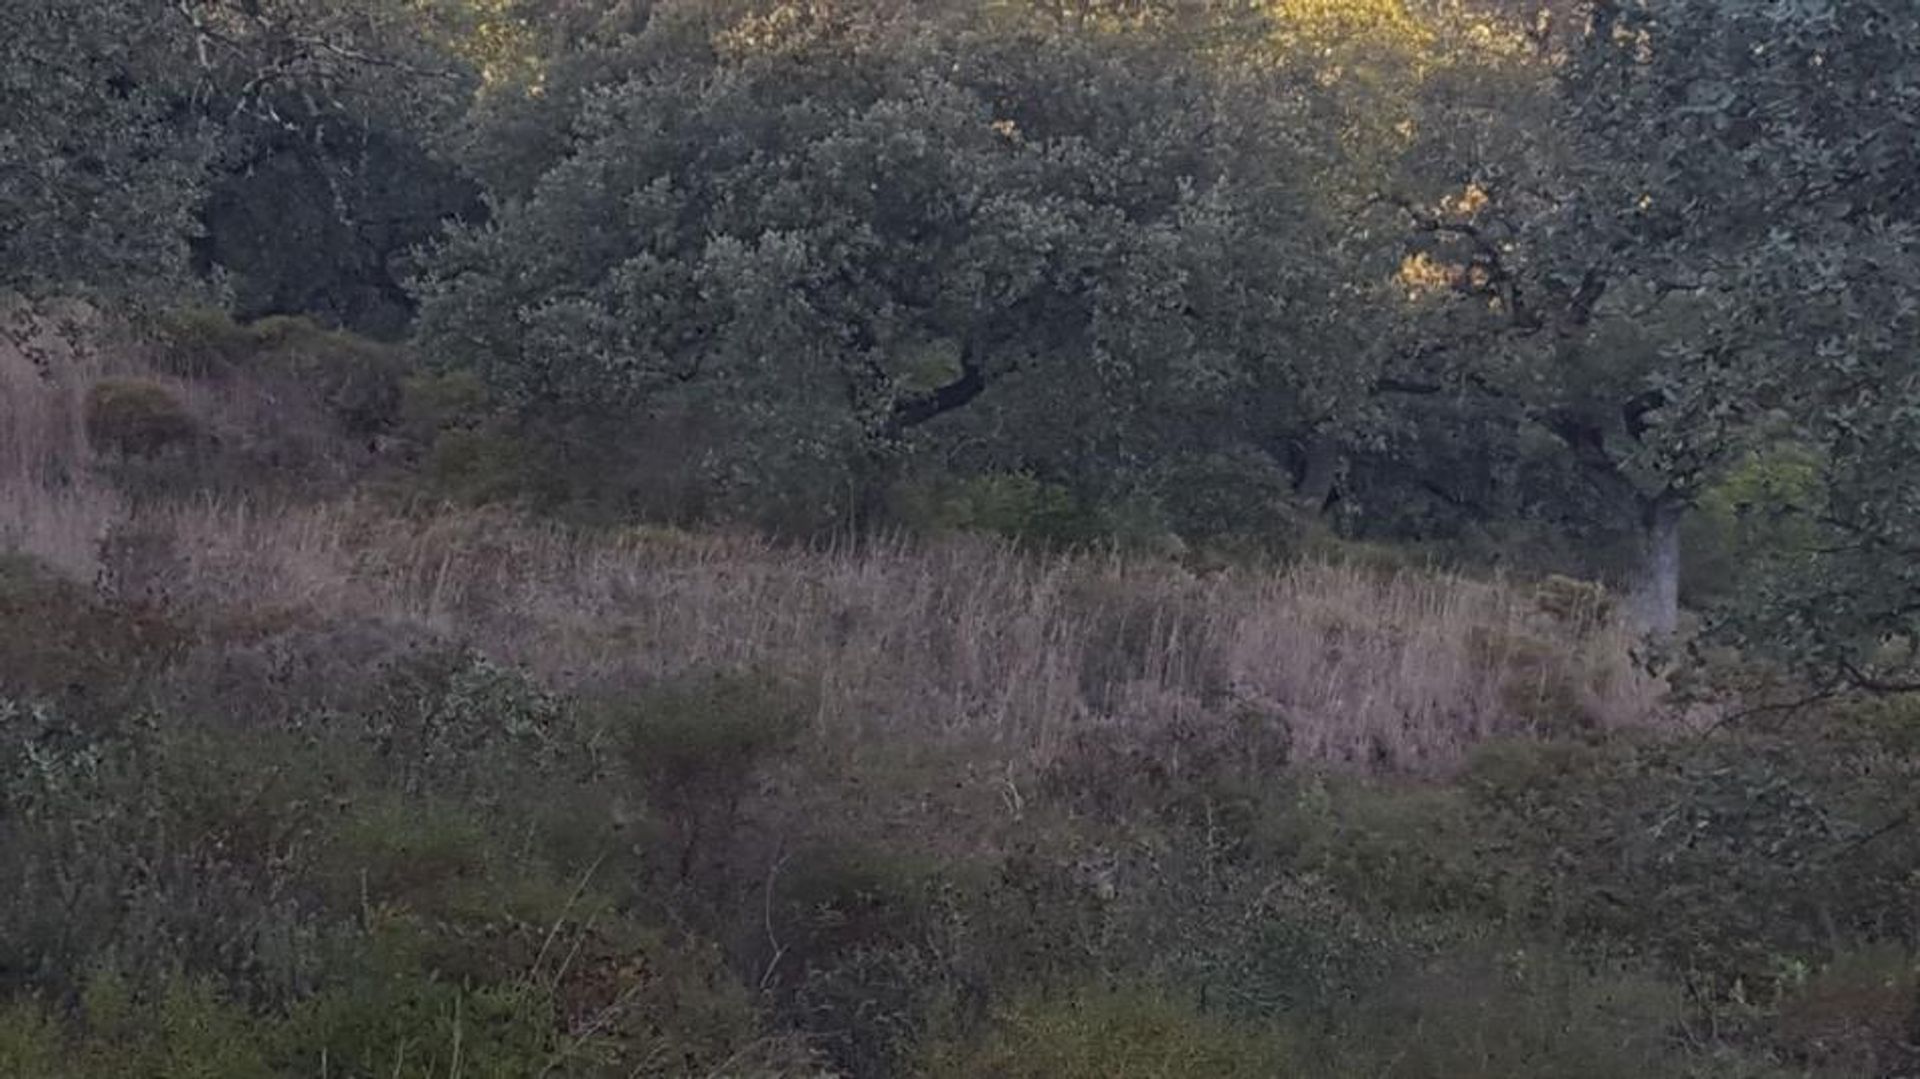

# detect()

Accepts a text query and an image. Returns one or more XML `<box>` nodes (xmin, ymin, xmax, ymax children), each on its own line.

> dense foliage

<box><xmin>6</xmin><ymin>4</ymin><xmax>1920</xmax><ymax>1069</ymax></box>
<box><xmin>417</xmin><ymin>5</ymin><xmax>1366</xmax><ymax>530</ymax></box>
<box><xmin>13</xmin><ymin>0</ymin><xmax>1920</xmax><ymax>680</ymax></box>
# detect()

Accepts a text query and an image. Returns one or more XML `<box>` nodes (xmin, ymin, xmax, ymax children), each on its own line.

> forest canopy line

<box><xmin>8</xmin><ymin>0</ymin><xmax>1920</xmax><ymax>693</ymax></box>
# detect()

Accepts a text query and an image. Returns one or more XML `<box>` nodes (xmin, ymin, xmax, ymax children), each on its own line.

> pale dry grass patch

<box><xmin>1211</xmin><ymin>561</ymin><xmax>1658</xmax><ymax>766</ymax></box>
<box><xmin>0</xmin><ymin>480</ymin><xmax>124</xmax><ymax>581</ymax></box>
<box><xmin>1</xmin><ymin>300</ymin><xmax>103</xmax><ymax>486</ymax></box>
<box><xmin>12</xmin><ymin>490</ymin><xmax>1664</xmax><ymax>773</ymax></box>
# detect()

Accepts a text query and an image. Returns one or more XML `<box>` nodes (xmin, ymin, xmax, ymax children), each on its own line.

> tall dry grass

<box><xmin>1</xmin><ymin>299</ymin><xmax>102</xmax><ymax>484</ymax></box>
<box><xmin>9</xmin><ymin>484</ymin><xmax>1664</xmax><ymax>771</ymax></box>
<box><xmin>1</xmin><ymin>301</ymin><xmax>125</xmax><ymax>580</ymax></box>
<box><xmin>1</xmin><ymin>304</ymin><xmax>1669</xmax><ymax>773</ymax></box>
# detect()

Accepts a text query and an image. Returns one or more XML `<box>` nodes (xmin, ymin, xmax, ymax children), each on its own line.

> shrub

<box><xmin>83</xmin><ymin>378</ymin><xmax>199</xmax><ymax>459</ymax></box>
<box><xmin>423</xmin><ymin>426</ymin><xmax>540</xmax><ymax>505</ymax></box>
<box><xmin>251</xmin><ymin>316</ymin><xmax>409</xmax><ymax>435</ymax></box>
<box><xmin>923</xmin><ymin>985</ymin><xmax>1297</xmax><ymax>1079</ymax></box>
<box><xmin>892</xmin><ymin>472</ymin><xmax>1102</xmax><ymax>547</ymax></box>
<box><xmin>1462</xmin><ymin>733</ymin><xmax>1920</xmax><ymax>988</ymax></box>
<box><xmin>318</xmin><ymin>798</ymin><xmax>496</xmax><ymax>911</ymax></box>
<box><xmin>612</xmin><ymin>670</ymin><xmax>810</xmax><ymax>882</ymax></box>
<box><xmin>355</xmin><ymin>649</ymin><xmax>577</xmax><ymax>798</ymax></box>
<box><xmin>0</xmin><ymin>553</ymin><xmax>183</xmax><ymax>711</ymax></box>
<box><xmin>150</xmin><ymin>309</ymin><xmax>412</xmax><ymax>435</ymax></box>
<box><xmin>0</xmin><ymin>1000</ymin><xmax>65</xmax><ymax>1077</ymax></box>
<box><xmin>618</xmin><ymin>671</ymin><xmax>807</xmax><ymax>790</ymax></box>
<box><xmin>277</xmin><ymin>964</ymin><xmax>564</xmax><ymax>1079</ymax></box>
<box><xmin>762</xmin><ymin>845</ymin><xmax>954</xmax><ymax>1076</ymax></box>
<box><xmin>1773</xmin><ymin>946</ymin><xmax>1920</xmax><ymax>1076</ymax></box>
<box><xmin>144</xmin><ymin>306</ymin><xmax>256</xmax><ymax>378</ymax></box>
<box><xmin>1345</xmin><ymin>951</ymin><xmax>1767</xmax><ymax>1079</ymax></box>
<box><xmin>0</xmin><ymin>974</ymin><xmax>272</xmax><ymax>1079</ymax></box>
<box><xmin>1149</xmin><ymin>451</ymin><xmax>1304</xmax><ymax>548</ymax></box>
<box><xmin>1272</xmin><ymin>776</ymin><xmax>1517</xmax><ymax>923</ymax></box>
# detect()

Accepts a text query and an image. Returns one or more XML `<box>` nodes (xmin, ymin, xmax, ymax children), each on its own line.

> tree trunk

<box><xmin>1294</xmin><ymin>432</ymin><xmax>1340</xmax><ymax>514</ymax></box>
<box><xmin>1630</xmin><ymin>496</ymin><xmax>1684</xmax><ymax>637</ymax></box>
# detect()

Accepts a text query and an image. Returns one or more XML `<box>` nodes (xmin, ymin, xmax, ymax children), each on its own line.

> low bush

<box><xmin>83</xmin><ymin>378</ymin><xmax>199</xmax><ymax>460</ymax></box>
<box><xmin>1343</xmin><ymin>950</ymin><xmax>1774</xmax><ymax>1079</ymax></box>
<box><xmin>422</xmin><ymin>425</ymin><xmax>542</xmax><ymax>505</ymax></box>
<box><xmin>144</xmin><ymin>306</ymin><xmax>258</xmax><ymax>379</ymax></box>
<box><xmin>891</xmin><ymin>471</ymin><xmax>1104</xmax><ymax>547</ymax></box>
<box><xmin>0</xmin><ymin>553</ymin><xmax>183</xmax><ymax>712</ymax></box>
<box><xmin>1463</xmin><ymin>734</ymin><xmax>1920</xmax><ymax>989</ymax></box>
<box><xmin>1</xmin><ymin>476</ymin><xmax>1910</xmax><ymax>1075</ymax></box>
<box><xmin>923</xmin><ymin>984</ymin><xmax>1297</xmax><ymax>1079</ymax></box>
<box><xmin>150</xmin><ymin>309</ymin><xmax>411</xmax><ymax>436</ymax></box>
<box><xmin>250</xmin><ymin>316</ymin><xmax>409</xmax><ymax>435</ymax></box>
<box><xmin>1772</xmin><ymin>945</ymin><xmax>1920</xmax><ymax>1076</ymax></box>
<box><xmin>611</xmin><ymin>669</ymin><xmax>811</xmax><ymax>883</ymax></box>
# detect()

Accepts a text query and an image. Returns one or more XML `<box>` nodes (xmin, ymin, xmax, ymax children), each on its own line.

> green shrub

<box><xmin>892</xmin><ymin>472</ymin><xmax>1102</xmax><ymax>546</ymax></box>
<box><xmin>0</xmin><ymin>999</ymin><xmax>66</xmax><ymax>1077</ymax></box>
<box><xmin>1162</xmin><ymin>871</ymin><xmax>1414</xmax><ymax>1023</ymax></box>
<box><xmin>1149</xmin><ymin>452</ymin><xmax>1304</xmax><ymax>547</ymax></box>
<box><xmin>1463</xmin><ymin>733</ymin><xmax>1920</xmax><ymax>989</ymax></box>
<box><xmin>616</xmin><ymin>670</ymin><xmax>809</xmax><ymax>800</ymax></box>
<box><xmin>1772</xmin><ymin>946</ymin><xmax>1920</xmax><ymax>1076</ymax></box>
<box><xmin>0</xmin><ymin>554</ymin><xmax>183</xmax><ymax>711</ymax></box>
<box><xmin>0</xmin><ymin>972</ymin><xmax>276</xmax><ymax>1079</ymax></box>
<box><xmin>1345</xmin><ymin>951</ymin><xmax>1769</xmax><ymax>1079</ymax></box>
<box><xmin>148</xmin><ymin>309</ymin><xmax>411</xmax><ymax>435</ymax></box>
<box><xmin>612</xmin><ymin>670</ymin><xmax>810</xmax><ymax>882</ymax></box>
<box><xmin>397</xmin><ymin>371</ymin><xmax>543</xmax><ymax>505</ymax></box>
<box><xmin>761</xmin><ymin>845</ymin><xmax>955</xmax><ymax>1076</ymax></box>
<box><xmin>250</xmin><ymin>316</ymin><xmax>409</xmax><ymax>435</ymax></box>
<box><xmin>423</xmin><ymin>426</ymin><xmax>540</xmax><ymax>505</ymax></box>
<box><xmin>400</xmin><ymin>369</ymin><xmax>494</xmax><ymax>433</ymax></box>
<box><xmin>84</xmin><ymin>378</ymin><xmax>199</xmax><ymax>459</ymax></box>
<box><xmin>145</xmin><ymin>306</ymin><xmax>257</xmax><ymax>378</ymax></box>
<box><xmin>320</xmin><ymin>798</ymin><xmax>495</xmax><ymax>909</ymax></box>
<box><xmin>277</xmin><ymin>969</ymin><xmax>563</xmax><ymax>1079</ymax></box>
<box><xmin>924</xmin><ymin>985</ymin><xmax>1297</xmax><ymax>1079</ymax></box>
<box><xmin>1683</xmin><ymin>443</ymin><xmax>1825</xmax><ymax>608</ymax></box>
<box><xmin>1271</xmin><ymin>776</ymin><xmax>1519</xmax><ymax>923</ymax></box>
<box><xmin>356</xmin><ymin>649</ymin><xmax>578</xmax><ymax>798</ymax></box>
<box><xmin>1299</xmin><ymin>532</ymin><xmax>1430</xmax><ymax>575</ymax></box>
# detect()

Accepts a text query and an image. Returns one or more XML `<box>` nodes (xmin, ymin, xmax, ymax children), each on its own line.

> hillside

<box><xmin>7</xmin><ymin>0</ymin><xmax>1920</xmax><ymax>1074</ymax></box>
<box><xmin>2</xmin><ymin>313</ymin><xmax>1916</xmax><ymax>1077</ymax></box>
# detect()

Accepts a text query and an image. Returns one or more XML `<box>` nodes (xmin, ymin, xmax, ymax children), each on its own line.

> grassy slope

<box><xmin>0</xmin><ymin>314</ymin><xmax>1916</xmax><ymax>1077</ymax></box>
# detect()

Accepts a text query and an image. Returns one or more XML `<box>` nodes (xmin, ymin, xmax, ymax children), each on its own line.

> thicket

<box><xmin>16</xmin><ymin>0</ymin><xmax>1920</xmax><ymax>681</ymax></box>
<box><xmin>6</xmin><ymin>0</ymin><xmax>1920</xmax><ymax>1073</ymax></box>
<box><xmin>0</xmin><ymin>533</ymin><xmax>1915</xmax><ymax>1075</ymax></box>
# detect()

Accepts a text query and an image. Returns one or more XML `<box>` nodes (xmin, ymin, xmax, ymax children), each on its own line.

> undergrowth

<box><xmin>0</xmin><ymin>313</ymin><xmax>1913</xmax><ymax>1076</ymax></box>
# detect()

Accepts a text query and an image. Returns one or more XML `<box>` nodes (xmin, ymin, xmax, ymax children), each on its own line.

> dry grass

<box><xmin>1</xmin><ymin>303</ymin><xmax>1670</xmax><ymax>774</ymax></box>
<box><xmin>4</xmin><ymin>479</ymin><xmax>1668</xmax><ymax>773</ymax></box>
<box><xmin>1</xmin><ymin>299</ymin><xmax>105</xmax><ymax>486</ymax></box>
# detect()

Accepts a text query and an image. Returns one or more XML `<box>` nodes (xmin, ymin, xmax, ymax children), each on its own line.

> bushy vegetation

<box><xmin>8</xmin><ymin>0</ymin><xmax>1920</xmax><ymax>1073</ymax></box>
<box><xmin>83</xmin><ymin>379</ymin><xmax>200</xmax><ymax>460</ymax></box>
<box><xmin>0</xmin><ymin>499</ymin><xmax>1913</xmax><ymax>1075</ymax></box>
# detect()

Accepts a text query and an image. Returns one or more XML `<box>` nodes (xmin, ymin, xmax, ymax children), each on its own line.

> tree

<box><xmin>415</xmin><ymin>1</ymin><xmax>1366</xmax><ymax>533</ymax></box>
<box><xmin>169</xmin><ymin>0</ymin><xmax>485</xmax><ymax>334</ymax></box>
<box><xmin>3</xmin><ymin>0</ymin><xmax>485</xmax><ymax>330</ymax></box>
<box><xmin>1375</xmin><ymin>0</ymin><xmax>1920</xmax><ymax>660</ymax></box>
<box><xmin>2</xmin><ymin>0</ymin><xmax>209</xmax><ymax>303</ymax></box>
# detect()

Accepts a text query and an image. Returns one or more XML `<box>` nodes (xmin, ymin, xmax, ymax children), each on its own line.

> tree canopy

<box><xmin>12</xmin><ymin>0</ymin><xmax>1920</xmax><ymax>689</ymax></box>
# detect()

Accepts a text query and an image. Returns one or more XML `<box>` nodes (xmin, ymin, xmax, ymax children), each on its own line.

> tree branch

<box><xmin>883</xmin><ymin>347</ymin><xmax>990</xmax><ymax>437</ymax></box>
